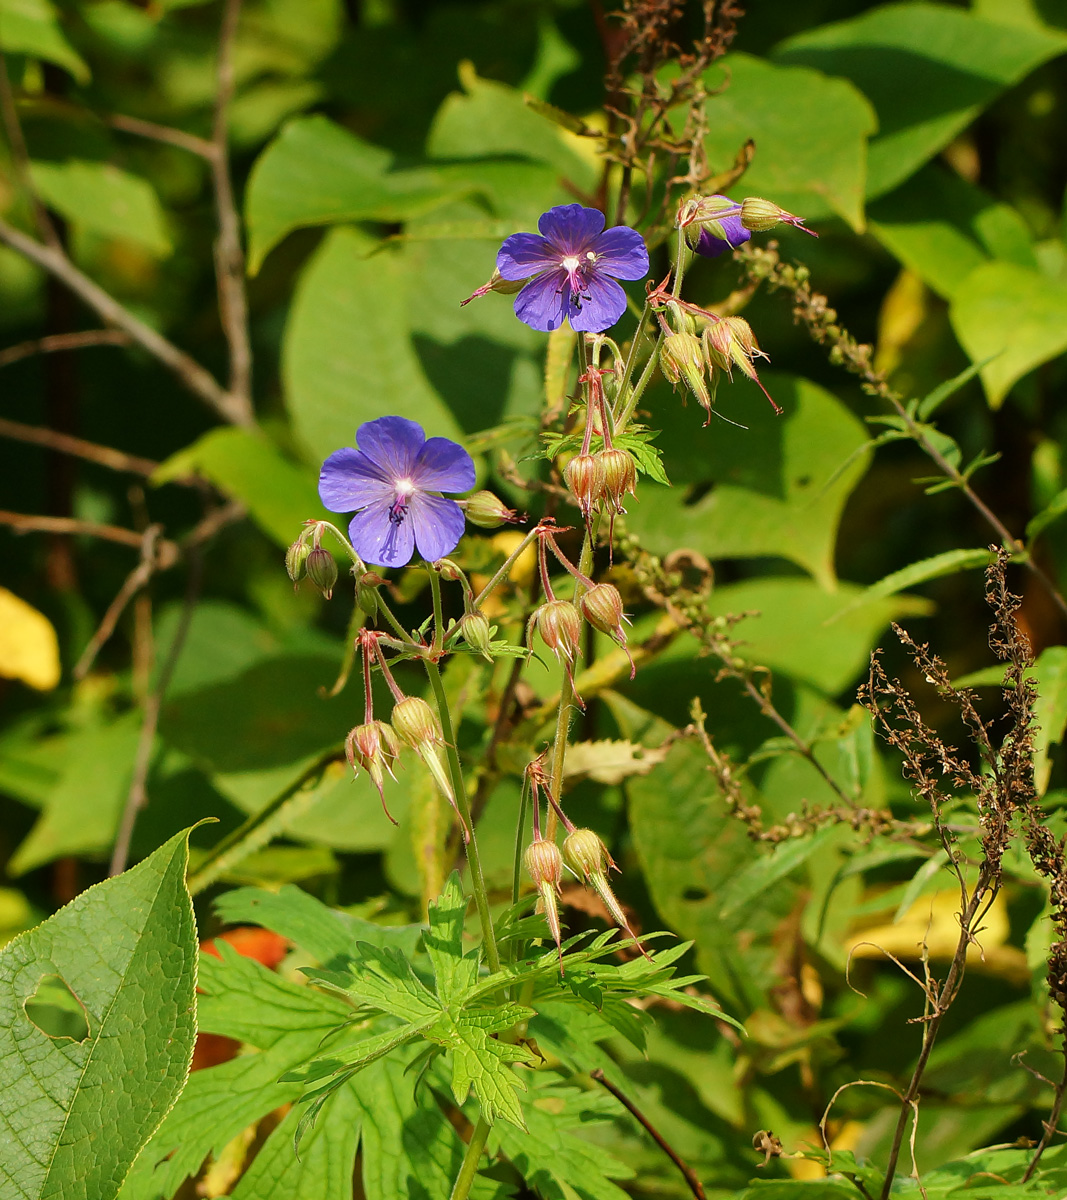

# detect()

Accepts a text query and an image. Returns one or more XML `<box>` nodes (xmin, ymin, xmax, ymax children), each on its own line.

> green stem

<box><xmin>614</xmin><ymin>328</ymin><xmax>663</xmax><ymax>431</ymax></box>
<box><xmin>471</xmin><ymin>528</ymin><xmax>539</xmax><ymax>611</ymax></box>
<box><xmin>428</xmin><ymin>565</ymin><xmax>445</xmax><ymax>655</ymax></box>
<box><xmin>449</xmin><ymin>1117</ymin><xmax>491</xmax><ymax>1200</ymax></box>
<box><xmin>425</xmin><ymin>658</ymin><xmax>501</xmax><ymax>973</ymax></box>
<box><xmin>615</xmin><ymin>302</ymin><xmax>651</xmax><ymax>405</ymax></box>
<box><xmin>671</xmin><ymin>223</ymin><xmax>688</xmax><ymax>298</ymax></box>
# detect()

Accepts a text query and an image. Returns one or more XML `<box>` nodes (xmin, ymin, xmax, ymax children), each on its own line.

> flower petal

<box><xmin>694</xmin><ymin>217</ymin><xmax>750</xmax><ymax>258</ymax></box>
<box><xmin>537</xmin><ymin>204</ymin><xmax>605</xmax><ymax>255</ymax></box>
<box><xmin>408</xmin><ymin>493</ymin><xmax>466</xmax><ymax>562</ymax></box>
<box><xmin>589</xmin><ymin>226</ymin><xmax>649</xmax><ymax>281</ymax></box>
<box><xmin>513</xmin><ymin>271</ymin><xmax>571</xmax><ymax>332</ymax></box>
<box><xmin>348</xmin><ymin>500</ymin><xmax>415</xmax><ymax>568</ymax></box>
<box><xmin>497</xmin><ymin>232</ymin><xmax>558</xmax><ymax>281</ymax></box>
<box><xmin>569</xmin><ymin>274</ymin><xmax>627</xmax><ymax>333</ymax></box>
<box><xmin>413</xmin><ymin>437</ymin><xmax>476</xmax><ymax>494</ymax></box>
<box><xmin>355</xmin><ymin>416</ymin><xmax>425</xmax><ymax>480</ymax></box>
<box><xmin>319</xmin><ymin>447</ymin><xmax>394</xmax><ymax>513</ymax></box>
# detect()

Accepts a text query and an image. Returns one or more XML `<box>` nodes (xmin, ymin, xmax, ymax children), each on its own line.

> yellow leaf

<box><xmin>0</xmin><ymin>588</ymin><xmax>61</xmax><ymax>690</ymax></box>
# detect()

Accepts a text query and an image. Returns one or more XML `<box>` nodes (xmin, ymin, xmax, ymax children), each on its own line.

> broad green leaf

<box><xmin>427</xmin><ymin>62</ymin><xmax>596</xmax><ymax>193</ymax></box>
<box><xmin>340</xmin><ymin>942</ymin><xmax>440</xmax><ymax>1023</ymax></box>
<box><xmin>491</xmin><ymin>1081</ymin><xmax>635</xmax><ymax>1200</ymax></box>
<box><xmin>284</xmin><ymin>226</ymin><xmax>460</xmax><ymax>464</ymax></box>
<box><xmin>441</xmin><ymin>1007</ymin><xmax>533</xmax><ymax>1126</ymax></box>
<box><xmin>624</xmin><ymin>374</ymin><xmax>871</xmax><ymax>589</ymax></box>
<box><xmin>869</xmin><ymin>164</ymin><xmax>1037</xmax><ymax>299</ymax></box>
<box><xmin>153</xmin><ymin>427</ymin><xmax>328</xmax><ymax>546</ymax></box>
<box><xmin>154</xmin><ymin>601</ymin><xmax>280</xmax><ymax>698</ymax></box>
<box><xmin>1033</xmin><ymin>647</ymin><xmax>1067</xmax><ymax>796</ymax></box>
<box><xmin>700</xmin><ymin>53</ymin><xmax>877</xmax><ymax>230</ymax></box>
<box><xmin>826</xmin><ymin>548</ymin><xmax>995</xmax><ymax>623</ymax></box>
<box><xmin>30</xmin><ymin>160</ymin><xmax>170</xmax><ymax>255</ymax></box>
<box><xmin>424</xmin><ymin>872</ymin><xmax>477</xmax><ymax>1003</ymax></box>
<box><xmin>775</xmin><ymin>3</ymin><xmax>1067</xmax><ymax>198</ymax></box>
<box><xmin>0</xmin><ymin>0</ymin><xmax>89</xmax><ymax>82</ymax></box>
<box><xmin>700</xmin><ymin>576</ymin><xmax>929</xmax><ymax>695</ymax></box>
<box><xmin>950</xmin><ymin>261</ymin><xmax>1067</xmax><ymax>407</ymax></box>
<box><xmin>8</xmin><ymin>712</ymin><xmax>142</xmax><ymax>875</ymax></box>
<box><xmin>245</xmin><ymin>115</ymin><xmax>467</xmax><ymax>273</ymax></box>
<box><xmin>0</xmin><ymin>828</ymin><xmax>197</xmax><ymax>1200</ymax></box>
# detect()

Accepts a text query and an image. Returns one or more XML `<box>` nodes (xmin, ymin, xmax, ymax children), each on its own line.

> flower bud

<box><xmin>464</xmin><ymin>490</ymin><xmax>517</xmax><ymax>529</ymax></box>
<box><xmin>436</xmin><ymin>557</ymin><xmax>463</xmax><ymax>582</ymax></box>
<box><xmin>740</xmin><ymin>196</ymin><xmax>812</xmax><ymax>235</ymax></box>
<box><xmin>458</xmin><ymin>611</ymin><xmax>494</xmax><ymax>660</ymax></box>
<box><xmin>306</xmin><ymin>547</ymin><xmax>338</xmax><ymax>599</ymax></box>
<box><xmin>580</xmin><ymin>583</ymin><xmax>634</xmax><ymax>678</ymax></box>
<box><xmin>286</xmin><ymin>539</ymin><xmax>310</xmax><ymax>583</ymax></box>
<box><xmin>660</xmin><ymin>331</ymin><xmax>713</xmax><ymax>416</ymax></box>
<box><xmin>345</xmin><ymin>720</ymin><xmax>402</xmax><ymax>822</ymax></box>
<box><xmin>562</xmin><ymin>828</ymin><xmax>646</xmax><ymax>954</ymax></box>
<box><xmin>597</xmin><ymin>448</ymin><xmax>636</xmax><ymax>513</ymax></box>
<box><xmin>390</xmin><ymin>696</ymin><xmax>442</xmax><ymax>749</ymax></box>
<box><xmin>531</xmin><ymin>599</ymin><xmax>582</xmax><ymax>665</ymax></box>
<box><xmin>461</xmin><ymin>268</ymin><xmax>529</xmax><ymax>306</ymax></box>
<box><xmin>525</xmin><ymin>837</ymin><xmax>564</xmax><ymax>963</ymax></box>
<box><xmin>563</xmin><ymin>453</ymin><xmax>604</xmax><ymax>522</ymax></box>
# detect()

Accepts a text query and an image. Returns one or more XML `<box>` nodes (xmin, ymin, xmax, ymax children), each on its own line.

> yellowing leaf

<box><xmin>0</xmin><ymin>588</ymin><xmax>60</xmax><ymax>690</ymax></box>
<box><xmin>563</xmin><ymin>739</ymin><xmax>669</xmax><ymax>785</ymax></box>
<box><xmin>846</xmin><ymin>889</ymin><xmax>1027</xmax><ymax>983</ymax></box>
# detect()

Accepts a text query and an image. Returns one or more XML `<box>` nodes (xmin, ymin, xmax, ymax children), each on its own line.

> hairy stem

<box><xmin>425</xmin><ymin>659</ymin><xmax>500</xmax><ymax>972</ymax></box>
<box><xmin>449</xmin><ymin>1117</ymin><xmax>491</xmax><ymax>1200</ymax></box>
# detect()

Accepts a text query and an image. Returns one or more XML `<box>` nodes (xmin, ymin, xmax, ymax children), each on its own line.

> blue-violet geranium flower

<box><xmin>496</xmin><ymin>203</ymin><xmax>649</xmax><ymax>333</ymax></box>
<box><xmin>319</xmin><ymin>416</ymin><xmax>475</xmax><ymax>568</ymax></box>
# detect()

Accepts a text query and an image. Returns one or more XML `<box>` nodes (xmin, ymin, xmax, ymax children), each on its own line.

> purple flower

<box><xmin>319</xmin><ymin>416</ymin><xmax>475</xmax><ymax>568</ymax></box>
<box><xmin>691</xmin><ymin>197</ymin><xmax>751</xmax><ymax>258</ymax></box>
<box><xmin>496</xmin><ymin>204</ymin><xmax>649</xmax><ymax>333</ymax></box>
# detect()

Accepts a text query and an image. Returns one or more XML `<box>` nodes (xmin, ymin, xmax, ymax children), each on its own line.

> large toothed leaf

<box><xmin>424</xmin><ymin>871</ymin><xmax>478</xmax><ymax>1004</ymax></box>
<box><xmin>0</xmin><ymin>829</ymin><xmax>198</xmax><ymax>1200</ymax></box>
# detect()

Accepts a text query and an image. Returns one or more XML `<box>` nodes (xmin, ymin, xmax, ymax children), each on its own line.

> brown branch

<box><xmin>0</xmin><ymin>415</ymin><xmax>157</xmax><ymax>475</ymax></box>
<box><xmin>107</xmin><ymin>112</ymin><xmax>214</xmax><ymax>159</ymax></box>
<box><xmin>1024</xmin><ymin>1053</ymin><xmax>1067</xmax><ymax>1180</ymax></box>
<box><xmin>0</xmin><ymin>329</ymin><xmax>132</xmax><ymax>369</ymax></box>
<box><xmin>74</xmin><ymin>526</ymin><xmax>162</xmax><ymax>680</ymax></box>
<box><xmin>109</xmin><ymin>547</ymin><xmax>203</xmax><ymax>877</ymax></box>
<box><xmin>209</xmin><ymin>0</ymin><xmax>253</xmax><ymax>410</ymax></box>
<box><xmin>0</xmin><ymin>509</ymin><xmax>164</xmax><ymax>552</ymax></box>
<box><xmin>0</xmin><ymin>217</ymin><xmax>251</xmax><ymax>427</ymax></box>
<box><xmin>590</xmin><ymin>1069</ymin><xmax>706</xmax><ymax>1200</ymax></box>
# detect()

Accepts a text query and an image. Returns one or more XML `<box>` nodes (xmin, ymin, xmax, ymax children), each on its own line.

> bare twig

<box><xmin>0</xmin><ymin>415</ymin><xmax>157</xmax><ymax>475</ymax></box>
<box><xmin>74</xmin><ymin>526</ymin><xmax>162</xmax><ymax>680</ymax></box>
<box><xmin>590</xmin><ymin>1069</ymin><xmax>706</xmax><ymax>1200</ymax></box>
<box><xmin>1024</xmin><ymin>1054</ymin><xmax>1067</xmax><ymax>1180</ymax></box>
<box><xmin>209</xmin><ymin>0</ymin><xmax>253</xmax><ymax>410</ymax></box>
<box><xmin>0</xmin><ymin>217</ymin><xmax>250</xmax><ymax>427</ymax></box>
<box><xmin>0</xmin><ymin>329</ymin><xmax>132</xmax><ymax>370</ymax></box>
<box><xmin>108</xmin><ymin>112</ymin><xmax>214</xmax><ymax>159</ymax></box>
<box><xmin>0</xmin><ymin>508</ymin><xmax>168</xmax><ymax>553</ymax></box>
<box><xmin>109</xmin><ymin>547</ymin><xmax>203</xmax><ymax>876</ymax></box>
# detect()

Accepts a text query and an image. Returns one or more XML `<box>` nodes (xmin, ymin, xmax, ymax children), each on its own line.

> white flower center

<box><xmin>561</xmin><ymin>255</ymin><xmax>580</xmax><ymax>272</ymax></box>
<box><xmin>396</xmin><ymin>478</ymin><xmax>415</xmax><ymax>494</ymax></box>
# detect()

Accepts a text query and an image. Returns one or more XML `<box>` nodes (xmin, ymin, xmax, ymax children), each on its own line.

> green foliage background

<box><xmin>4</xmin><ymin>0</ymin><xmax>1067</xmax><ymax>1197</ymax></box>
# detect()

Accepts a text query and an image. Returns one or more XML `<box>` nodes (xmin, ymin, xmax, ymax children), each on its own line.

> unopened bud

<box><xmin>525</xmin><ymin>837</ymin><xmax>564</xmax><ymax>964</ymax></box>
<box><xmin>563</xmin><ymin>454</ymin><xmax>604</xmax><ymax>522</ymax></box>
<box><xmin>437</xmin><ymin>558</ymin><xmax>463</xmax><ymax>581</ymax></box>
<box><xmin>391</xmin><ymin>696</ymin><xmax>442</xmax><ymax>749</ymax></box>
<box><xmin>660</xmin><ymin>331</ymin><xmax>713</xmax><ymax>415</ymax></box>
<box><xmin>531</xmin><ymin>599</ymin><xmax>582</xmax><ymax>665</ymax></box>
<box><xmin>597</xmin><ymin>448</ymin><xmax>636</xmax><ymax>513</ymax></box>
<box><xmin>458</xmin><ymin>611</ymin><xmax>494</xmax><ymax>660</ymax></box>
<box><xmin>306</xmin><ymin>547</ymin><xmax>338</xmax><ymax>599</ymax></box>
<box><xmin>286</xmin><ymin>540</ymin><xmax>310</xmax><ymax>583</ymax></box>
<box><xmin>465</xmin><ymin>490</ymin><xmax>517</xmax><ymax>529</ymax></box>
<box><xmin>346</xmin><ymin>720</ymin><xmax>402</xmax><ymax>822</ymax></box>
<box><xmin>740</xmin><ymin>196</ymin><xmax>813</xmax><ymax>236</ymax></box>
<box><xmin>461</xmin><ymin>268</ymin><xmax>529</xmax><ymax>306</ymax></box>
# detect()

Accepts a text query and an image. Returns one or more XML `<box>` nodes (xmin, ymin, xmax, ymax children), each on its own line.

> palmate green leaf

<box><xmin>949</xmin><ymin>261</ymin><xmax>1067</xmax><ymax>408</ymax></box>
<box><xmin>334</xmin><ymin>942</ymin><xmax>440</xmax><ymax>1022</ymax></box>
<box><xmin>775</xmin><ymin>3</ymin><xmax>1067</xmax><ymax>199</ymax></box>
<box><xmin>31</xmin><ymin>160</ymin><xmax>170</xmax><ymax>255</ymax></box>
<box><xmin>491</xmin><ymin>1080</ymin><xmax>635</xmax><ymax>1200</ymax></box>
<box><xmin>152</xmin><ymin>428</ymin><xmax>328</xmax><ymax>547</ymax></box>
<box><xmin>0</xmin><ymin>828</ymin><xmax>197</xmax><ymax>1200</ymax></box>
<box><xmin>441</xmin><ymin>1007</ymin><xmax>535</xmax><ymax>1126</ymax></box>
<box><xmin>696</xmin><ymin>53</ymin><xmax>876</xmax><ymax>230</ymax></box>
<box><xmin>424</xmin><ymin>871</ymin><xmax>478</xmax><ymax>1003</ymax></box>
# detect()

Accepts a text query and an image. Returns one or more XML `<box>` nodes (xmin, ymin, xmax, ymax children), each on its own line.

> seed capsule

<box><xmin>345</xmin><ymin>720</ymin><xmax>402</xmax><ymax>822</ymax></box>
<box><xmin>530</xmin><ymin>599</ymin><xmax>583</xmax><ymax>665</ymax></box>
<box><xmin>306</xmin><ymin>547</ymin><xmax>338</xmax><ymax>599</ymax></box>
<box><xmin>580</xmin><ymin>584</ymin><xmax>634</xmax><ymax>678</ymax></box>
<box><xmin>597</xmin><ymin>448</ymin><xmax>637</xmax><ymax>514</ymax></box>
<box><xmin>563</xmin><ymin>827</ymin><xmax>648</xmax><ymax>956</ymax></box>
<box><xmin>524</xmin><ymin>837</ymin><xmax>564</xmax><ymax>966</ymax></box>
<box><xmin>563</xmin><ymin>453</ymin><xmax>604</xmax><ymax>522</ymax></box>
<box><xmin>286</xmin><ymin>540</ymin><xmax>310</xmax><ymax>583</ymax></box>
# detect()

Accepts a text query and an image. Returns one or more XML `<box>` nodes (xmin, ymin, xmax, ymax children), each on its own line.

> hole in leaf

<box><xmin>682</xmin><ymin>886</ymin><xmax>709</xmax><ymax>902</ymax></box>
<box><xmin>24</xmin><ymin>974</ymin><xmax>90</xmax><ymax>1042</ymax></box>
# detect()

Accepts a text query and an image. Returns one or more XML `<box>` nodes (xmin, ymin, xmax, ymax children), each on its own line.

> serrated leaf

<box><xmin>424</xmin><ymin>871</ymin><xmax>477</xmax><ymax>1004</ymax></box>
<box><xmin>0</xmin><ymin>829</ymin><xmax>197</xmax><ymax>1200</ymax></box>
<box><xmin>440</xmin><ymin>1009</ymin><xmax>534</xmax><ymax>1127</ymax></box>
<box><xmin>343</xmin><ymin>943</ymin><xmax>440</xmax><ymax>1023</ymax></box>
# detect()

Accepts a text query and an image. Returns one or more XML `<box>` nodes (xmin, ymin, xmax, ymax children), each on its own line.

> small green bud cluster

<box><xmin>286</xmin><ymin>523</ymin><xmax>339</xmax><ymax>599</ymax></box>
